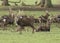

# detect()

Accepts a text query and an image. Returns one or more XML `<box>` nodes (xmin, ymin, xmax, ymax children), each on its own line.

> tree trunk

<box><xmin>44</xmin><ymin>0</ymin><xmax>53</xmax><ymax>8</ymax></box>
<box><xmin>40</xmin><ymin>0</ymin><xmax>45</xmax><ymax>7</ymax></box>
<box><xmin>38</xmin><ymin>0</ymin><xmax>45</xmax><ymax>7</ymax></box>
<box><xmin>2</xmin><ymin>0</ymin><xmax>10</xmax><ymax>6</ymax></box>
<box><xmin>38</xmin><ymin>0</ymin><xmax>53</xmax><ymax>8</ymax></box>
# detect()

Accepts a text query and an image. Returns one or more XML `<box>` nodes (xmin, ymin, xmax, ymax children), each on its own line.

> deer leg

<box><xmin>30</xmin><ymin>25</ymin><xmax>35</xmax><ymax>33</ymax></box>
<box><xmin>1</xmin><ymin>23</ymin><xmax>7</xmax><ymax>30</ymax></box>
<box><xmin>19</xmin><ymin>26</ymin><xmax>24</xmax><ymax>34</ymax></box>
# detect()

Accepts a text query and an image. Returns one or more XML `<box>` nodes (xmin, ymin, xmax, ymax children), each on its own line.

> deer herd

<box><xmin>0</xmin><ymin>8</ymin><xmax>60</xmax><ymax>34</ymax></box>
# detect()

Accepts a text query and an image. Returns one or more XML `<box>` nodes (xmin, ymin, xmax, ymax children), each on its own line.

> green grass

<box><xmin>0</xmin><ymin>11</ymin><xmax>60</xmax><ymax>43</ymax></box>
<box><xmin>0</xmin><ymin>25</ymin><xmax>60</xmax><ymax>43</ymax></box>
<box><xmin>0</xmin><ymin>10</ymin><xmax>60</xmax><ymax>18</ymax></box>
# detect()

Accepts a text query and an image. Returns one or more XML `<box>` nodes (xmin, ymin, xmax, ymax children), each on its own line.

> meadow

<box><xmin>0</xmin><ymin>10</ymin><xmax>60</xmax><ymax>43</ymax></box>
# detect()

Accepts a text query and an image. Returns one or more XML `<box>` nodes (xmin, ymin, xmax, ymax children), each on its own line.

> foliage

<box><xmin>0</xmin><ymin>0</ymin><xmax>60</xmax><ymax>6</ymax></box>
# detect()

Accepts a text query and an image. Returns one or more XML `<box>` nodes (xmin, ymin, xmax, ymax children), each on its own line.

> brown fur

<box><xmin>39</xmin><ymin>13</ymin><xmax>50</xmax><ymax>23</ymax></box>
<box><xmin>16</xmin><ymin>15</ymin><xmax>35</xmax><ymax>34</ymax></box>
<box><xmin>36</xmin><ymin>19</ymin><xmax>51</xmax><ymax>32</ymax></box>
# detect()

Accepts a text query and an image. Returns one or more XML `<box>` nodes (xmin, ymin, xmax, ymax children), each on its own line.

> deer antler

<box><xmin>9</xmin><ymin>7</ymin><xmax>13</xmax><ymax>15</ymax></box>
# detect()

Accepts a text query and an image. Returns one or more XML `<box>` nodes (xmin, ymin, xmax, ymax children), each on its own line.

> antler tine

<box><xmin>9</xmin><ymin>7</ymin><xmax>13</xmax><ymax>14</ymax></box>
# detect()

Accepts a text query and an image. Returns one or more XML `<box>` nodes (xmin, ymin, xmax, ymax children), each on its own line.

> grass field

<box><xmin>0</xmin><ymin>10</ymin><xmax>60</xmax><ymax>43</ymax></box>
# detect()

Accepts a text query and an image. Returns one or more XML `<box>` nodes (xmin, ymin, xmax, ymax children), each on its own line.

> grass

<box><xmin>0</xmin><ymin>10</ymin><xmax>60</xmax><ymax>43</ymax></box>
<box><xmin>0</xmin><ymin>10</ymin><xmax>60</xmax><ymax>18</ymax></box>
<box><xmin>0</xmin><ymin>30</ymin><xmax>60</xmax><ymax>43</ymax></box>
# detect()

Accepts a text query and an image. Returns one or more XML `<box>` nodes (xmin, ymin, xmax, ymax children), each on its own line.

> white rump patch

<box><xmin>20</xmin><ymin>16</ymin><xmax>22</xmax><ymax>18</ymax></box>
<box><xmin>3</xmin><ymin>19</ymin><xmax>6</xmax><ymax>22</ymax></box>
<box><xmin>46</xmin><ymin>10</ymin><xmax>48</xmax><ymax>13</ymax></box>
